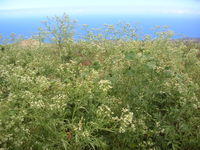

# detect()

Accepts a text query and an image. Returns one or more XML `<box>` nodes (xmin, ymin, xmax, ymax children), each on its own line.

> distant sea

<box><xmin>0</xmin><ymin>14</ymin><xmax>200</xmax><ymax>39</ymax></box>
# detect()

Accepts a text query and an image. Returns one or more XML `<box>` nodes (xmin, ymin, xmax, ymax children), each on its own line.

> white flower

<box><xmin>118</xmin><ymin>108</ymin><xmax>135</xmax><ymax>133</ymax></box>
<box><xmin>98</xmin><ymin>80</ymin><xmax>112</xmax><ymax>92</ymax></box>
<box><xmin>96</xmin><ymin>104</ymin><xmax>113</xmax><ymax>118</ymax></box>
<box><xmin>35</xmin><ymin>76</ymin><xmax>50</xmax><ymax>90</ymax></box>
<box><xmin>30</xmin><ymin>100</ymin><xmax>45</xmax><ymax>108</ymax></box>
<box><xmin>82</xmin><ymin>131</ymin><xmax>90</xmax><ymax>137</ymax></box>
<box><xmin>119</xmin><ymin>126</ymin><xmax>126</xmax><ymax>133</ymax></box>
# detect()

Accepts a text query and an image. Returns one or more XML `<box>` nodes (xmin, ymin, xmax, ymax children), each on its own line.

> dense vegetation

<box><xmin>1</xmin><ymin>14</ymin><xmax>200</xmax><ymax>150</ymax></box>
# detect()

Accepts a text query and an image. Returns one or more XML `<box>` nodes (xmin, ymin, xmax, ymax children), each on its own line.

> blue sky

<box><xmin>0</xmin><ymin>0</ymin><xmax>200</xmax><ymax>17</ymax></box>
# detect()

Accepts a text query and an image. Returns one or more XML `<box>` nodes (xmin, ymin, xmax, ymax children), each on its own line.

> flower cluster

<box><xmin>118</xmin><ymin>108</ymin><xmax>135</xmax><ymax>133</ymax></box>
<box><xmin>98</xmin><ymin>80</ymin><xmax>112</xmax><ymax>92</ymax></box>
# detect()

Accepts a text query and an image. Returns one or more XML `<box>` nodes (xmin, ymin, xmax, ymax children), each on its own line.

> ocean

<box><xmin>0</xmin><ymin>14</ymin><xmax>200</xmax><ymax>39</ymax></box>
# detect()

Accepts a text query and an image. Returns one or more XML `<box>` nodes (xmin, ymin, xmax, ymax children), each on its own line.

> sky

<box><xmin>0</xmin><ymin>0</ymin><xmax>200</xmax><ymax>17</ymax></box>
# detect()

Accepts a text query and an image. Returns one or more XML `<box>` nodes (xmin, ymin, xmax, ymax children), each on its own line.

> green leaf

<box><xmin>125</xmin><ymin>51</ymin><xmax>136</xmax><ymax>60</ymax></box>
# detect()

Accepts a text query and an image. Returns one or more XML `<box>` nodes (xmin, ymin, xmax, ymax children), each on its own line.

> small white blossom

<box><xmin>99</xmin><ymin>80</ymin><xmax>112</xmax><ymax>92</ymax></box>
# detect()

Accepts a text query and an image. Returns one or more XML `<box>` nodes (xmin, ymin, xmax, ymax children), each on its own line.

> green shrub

<box><xmin>0</xmin><ymin>15</ymin><xmax>200</xmax><ymax>150</ymax></box>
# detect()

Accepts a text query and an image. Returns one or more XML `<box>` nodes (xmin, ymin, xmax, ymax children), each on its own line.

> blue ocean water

<box><xmin>0</xmin><ymin>14</ymin><xmax>199</xmax><ymax>39</ymax></box>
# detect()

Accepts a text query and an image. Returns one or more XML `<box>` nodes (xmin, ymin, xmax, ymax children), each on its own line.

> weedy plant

<box><xmin>0</xmin><ymin>14</ymin><xmax>200</xmax><ymax>150</ymax></box>
<box><xmin>37</xmin><ymin>13</ymin><xmax>77</xmax><ymax>50</ymax></box>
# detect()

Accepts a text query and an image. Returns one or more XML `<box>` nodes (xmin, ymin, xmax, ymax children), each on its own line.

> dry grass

<box><xmin>17</xmin><ymin>39</ymin><xmax>41</xmax><ymax>48</ymax></box>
